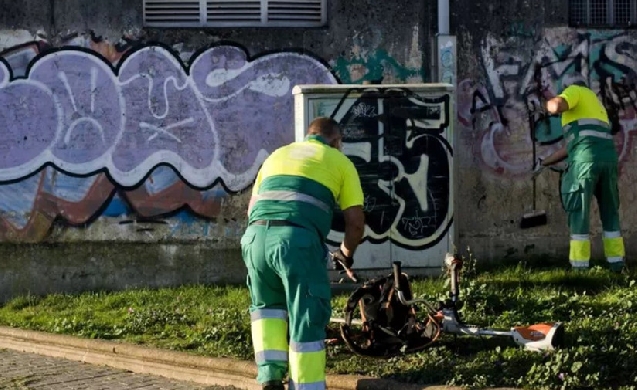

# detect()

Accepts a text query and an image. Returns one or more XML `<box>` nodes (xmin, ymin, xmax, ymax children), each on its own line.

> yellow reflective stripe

<box><xmin>289</xmin><ymin>341</ymin><xmax>326</xmax><ymax>384</ymax></box>
<box><xmin>603</xmin><ymin>236</ymin><xmax>625</xmax><ymax>258</ymax></box>
<box><xmin>251</xmin><ymin>318</ymin><xmax>288</xmax><ymax>357</ymax></box>
<box><xmin>254</xmin><ymin>190</ymin><xmax>331</xmax><ymax>213</ymax></box>
<box><xmin>569</xmin><ymin>238</ymin><xmax>590</xmax><ymax>262</ymax></box>
<box><xmin>251</xmin><ymin>309</ymin><xmax>288</xmax><ymax>356</ymax></box>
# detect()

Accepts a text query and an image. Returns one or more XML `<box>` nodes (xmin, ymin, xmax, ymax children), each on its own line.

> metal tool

<box><xmin>328</xmin><ymin>253</ymin><xmax>565</xmax><ymax>358</ymax></box>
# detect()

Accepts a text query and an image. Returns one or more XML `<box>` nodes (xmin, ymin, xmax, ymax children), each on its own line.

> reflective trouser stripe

<box><xmin>253</xmin><ymin>190</ymin><xmax>331</xmax><ymax>213</ymax></box>
<box><xmin>289</xmin><ymin>380</ymin><xmax>327</xmax><ymax>390</ymax></box>
<box><xmin>251</xmin><ymin>309</ymin><xmax>288</xmax><ymax>364</ymax></box>
<box><xmin>565</xmin><ymin>130</ymin><xmax>613</xmax><ymax>144</ymax></box>
<box><xmin>564</xmin><ymin>119</ymin><xmax>613</xmax><ymax>145</ymax></box>
<box><xmin>603</xmin><ymin>231</ymin><xmax>625</xmax><ymax>263</ymax></box>
<box><xmin>289</xmin><ymin>341</ymin><xmax>326</xmax><ymax>390</ymax></box>
<box><xmin>569</xmin><ymin>234</ymin><xmax>590</xmax><ymax>268</ymax></box>
<box><xmin>563</xmin><ymin>118</ymin><xmax>611</xmax><ymax>133</ymax></box>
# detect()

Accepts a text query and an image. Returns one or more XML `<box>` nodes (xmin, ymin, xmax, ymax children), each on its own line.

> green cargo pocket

<box><xmin>306</xmin><ymin>282</ymin><xmax>332</xmax><ymax>328</ymax></box>
<box><xmin>240</xmin><ymin>229</ymin><xmax>257</xmax><ymax>267</ymax></box>
<box><xmin>240</xmin><ymin>229</ymin><xmax>257</xmax><ymax>246</ymax></box>
<box><xmin>561</xmin><ymin>183</ymin><xmax>583</xmax><ymax>212</ymax></box>
<box><xmin>271</xmin><ymin>228</ymin><xmax>316</xmax><ymax>278</ymax></box>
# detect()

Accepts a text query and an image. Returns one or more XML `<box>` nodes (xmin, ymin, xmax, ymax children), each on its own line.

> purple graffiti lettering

<box><xmin>191</xmin><ymin>46</ymin><xmax>338</xmax><ymax>177</ymax></box>
<box><xmin>0</xmin><ymin>62</ymin><xmax>57</xmax><ymax>174</ymax></box>
<box><xmin>0</xmin><ymin>45</ymin><xmax>337</xmax><ymax>192</ymax></box>
<box><xmin>29</xmin><ymin>51</ymin><xmax>123</xmax><ymax>170</ymax></box>
<box><xmin>116</xmin><ymin>46</ymin><xmax>216</xmax><ymax>186</ymax></box>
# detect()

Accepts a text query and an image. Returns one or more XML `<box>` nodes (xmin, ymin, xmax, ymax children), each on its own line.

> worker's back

<box><xmin>248</xmin><ymin>135</ymin><xmax>362</xmax><ymax>240</ymax></box>
<box><xmin>558</xmin><ymin>84</ymin><xmax>617</xmax><ymax>163</ymax></box>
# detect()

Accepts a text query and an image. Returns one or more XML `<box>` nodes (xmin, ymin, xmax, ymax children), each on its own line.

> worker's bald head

<box><xmin>307</xmin><ymin>117</ymin><xmax>342</xmax><ymax>149</ymax></box>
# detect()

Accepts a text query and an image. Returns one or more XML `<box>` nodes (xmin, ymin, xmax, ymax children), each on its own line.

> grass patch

<box><xmin>0</xmin><ymin>258</ymin><xmax>636</xmax><ymax>390</ymax></box>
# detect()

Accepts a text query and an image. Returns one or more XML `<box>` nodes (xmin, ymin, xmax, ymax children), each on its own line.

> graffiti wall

<box><xmin>302</xmin><ymin>86</ymin><xmax>454</xmax><ymax>267</ymax></box>
<box><xmin>453</xmin><ymin>26</ymin><xmax>637</xmax><ymax>261</ymax></box>
<box><xmin>0</xmin><ymin>30</ymin><xmax>439</xmax><ymax>256</ymax></box>
<box><xmin>0</xmin><ymin>32</ymin><xmax>339</xmax><ymax>243</ymax></box>
<box><xmin>329</xmin><ymin>27</ymin><xmax>424</xmax><ymax>84</ymax></box>
<box><xmin>458</xmin><ymin>28</ymin><xmax>637</xmax><ymax>179</ymax></box>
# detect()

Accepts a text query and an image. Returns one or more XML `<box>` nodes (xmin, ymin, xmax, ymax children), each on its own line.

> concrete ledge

<box><xmin>0</xmin><ymin>325</ymin><xmax>517</xmax><ymax>390</ymax></box>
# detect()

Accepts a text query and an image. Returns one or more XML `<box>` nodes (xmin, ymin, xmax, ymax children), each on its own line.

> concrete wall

<box><xmin>453</xmin><ymin>0</ymin><xmax>637</xmax><ymax>263</ymax></box>
<box><xmin>0</xmin><ymin>0</ymin><xmax>436</xmax><ymax>301</ymax></box>
<box><xmin>4</xmin><ymin>0</ymin><xmax>633</xmax><ymax>302</ymax></box>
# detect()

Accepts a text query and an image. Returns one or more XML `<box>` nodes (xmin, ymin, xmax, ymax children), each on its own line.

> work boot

<box><xmin>262</xmin><ymin>380</ymin><xmax>285</xmax><ymax>390</ymax></box>
<box><xmin>609</xmin><ymin>261</ymin><xmax>625</xmax><ymax>273</ymax></box>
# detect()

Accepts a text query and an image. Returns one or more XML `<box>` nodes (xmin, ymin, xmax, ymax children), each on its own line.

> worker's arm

<box><xmin>341</xmin><ymin>205</ymin><xmax>365</xmax><ymax>258</ymax></box>
<box><xmin>542</xmin><ymin>145</ymin><xmax>568</xmax><ymax>166</ymax></box>
<box><xmin>546</xmin><ymin>85</ymin><xmax>580</xmax><ymax>115</ymax></box>
<box><xmin>336</xmin><ymin>160</ymin><xmax>365</xmax><ymax>260</ymax></box>
<box><xmin>247</xmin><ymin>168</ymin><xmax>264</xmax><ymax>215</ymax></box>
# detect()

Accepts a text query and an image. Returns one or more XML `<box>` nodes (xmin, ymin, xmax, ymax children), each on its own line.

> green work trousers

<box><xmin>560</xmin><ymin>161</ymin><xmax>625</xmax><ymax>268</ymax></box>
<box><xmin>240</xmin><ymin>221</ymin><xmax>331</xmax><ymax>390</ymax></box>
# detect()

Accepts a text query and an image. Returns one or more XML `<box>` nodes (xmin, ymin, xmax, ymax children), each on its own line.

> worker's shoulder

<box><xmin>269</xmin><ymin>141</ymin><xmax>308</xmax><ymax>156</ymax></box>
<box><xmin>573</xmin><ymin>85</ymin><xmax>600</xmax><ymax>100</ymax></box>
<box><xmin>325</xmin><ymin>147</ymin><xmax>357</xmax><ymax>172</ymax></box>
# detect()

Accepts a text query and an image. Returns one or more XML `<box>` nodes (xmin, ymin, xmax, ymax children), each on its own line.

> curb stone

<box><xmin>0</xmin><ymin>326</ymin><xmax>518</xmax><ymax>390</ymax></box>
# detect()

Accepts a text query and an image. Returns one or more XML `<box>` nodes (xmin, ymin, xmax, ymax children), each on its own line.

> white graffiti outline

<box><xmin>0</xmin><ymin>45</ymin><xmax>337</xmax><ymax>192</ymax></box>
<box><xmin>464</xmin><ymin>30</ymin><xmax>637</xmax><ymax>177</ymax></box>
<box><xmin>326</xmin><ymin>89</ymin><xmax>453</xmax><ymax>248</ymax></box>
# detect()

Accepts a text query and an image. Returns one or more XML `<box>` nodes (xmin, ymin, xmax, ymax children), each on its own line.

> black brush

<box><xmin>520</xmin><ymin>209</ymin><xmax>548</xmax><ymax>229</ymax></box>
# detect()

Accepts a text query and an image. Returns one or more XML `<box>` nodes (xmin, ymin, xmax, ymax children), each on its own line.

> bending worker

<box><xmin>540</xmin><ymin>74</ymin><xmax>625</xmax><ymax>272</ymax></box>
<box><xmin>241</xmin><ymin>117</ymin><xmax>365</xmax><ymax>390</ymax></box>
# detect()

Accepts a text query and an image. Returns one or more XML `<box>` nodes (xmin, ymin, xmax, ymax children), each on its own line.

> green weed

<box><xmin>0</xmin><ymin>254</ymin><xmax>635</xmax><ymax>389</ymax></box>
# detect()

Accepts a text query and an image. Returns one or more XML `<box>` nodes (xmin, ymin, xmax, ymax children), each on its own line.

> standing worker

<box><xmin>241</xmin><ymin>117</ymin><xmax>365</xmax><ymax>390</ymax></box>
<box><xmin>539</xmin><ymin>74</ymin><xmax>625</xmax><ymax>272</ymax></box>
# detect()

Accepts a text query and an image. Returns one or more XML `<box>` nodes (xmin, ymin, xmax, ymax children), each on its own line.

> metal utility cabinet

<box><xmin>293</xmin><ymin>84</ymin><xmax>456</xmax><ymax>274</ymax></box>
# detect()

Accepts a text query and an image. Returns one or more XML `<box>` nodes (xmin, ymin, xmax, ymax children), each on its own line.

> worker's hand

<box><xmin>532</xmin><ymin>158</ymin><xmax>545</xmax><ymax>177</ymax></box>
<box><xmin>529</xmin><ymin>97</ymin><xmax>548</xmax><ymax>116</ymax></box>
<box><xmin>331</xmin><ymin>248</ymin><xmax>354</xmax><ymax>271</ymax></box>
<box><xmin>549</xmin><ymin>161</ymin><xmax>568</xmax><ymax>173</ymax></box>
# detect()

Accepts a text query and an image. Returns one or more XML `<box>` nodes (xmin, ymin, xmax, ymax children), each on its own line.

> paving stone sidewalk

<box><xmin>0</xmin><ymin>349</ymin><xmax>245</xmax><ymax>390</ymax></box>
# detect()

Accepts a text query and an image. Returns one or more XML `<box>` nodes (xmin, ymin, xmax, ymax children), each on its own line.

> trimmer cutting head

<box><xmin>511</xmin><ymin>322</ymin><xmax>565</xmax><ymax>351</ymax></box>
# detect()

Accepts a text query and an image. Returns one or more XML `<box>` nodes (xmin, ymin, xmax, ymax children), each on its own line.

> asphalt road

<box><xmin>0</xmin><ymin>349</ymin><xmax>246</xmax><ymax>390</ymax></box>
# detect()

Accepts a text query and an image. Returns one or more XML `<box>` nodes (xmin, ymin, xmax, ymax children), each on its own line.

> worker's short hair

<box><xmin>561</xmin><ymin>73</ymin><xmax>588</xmax><ymax>90</ymax></box>
<box><xmin>307</xmin><ymin>117</ymin><xmax>341</xmax><ymax>139</ymax></box>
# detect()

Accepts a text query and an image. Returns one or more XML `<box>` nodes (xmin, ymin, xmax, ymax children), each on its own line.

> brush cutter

<box><xmin>328</xmin><ymin>252</ymin><xmax>565</xmax><ymax>358</ymax></box>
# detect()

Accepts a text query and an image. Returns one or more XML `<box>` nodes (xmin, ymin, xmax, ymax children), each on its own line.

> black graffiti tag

<box><xmin>328</xmin><ymin>88</ymin><xmax>453</xmax><ymax>250</ymax></box>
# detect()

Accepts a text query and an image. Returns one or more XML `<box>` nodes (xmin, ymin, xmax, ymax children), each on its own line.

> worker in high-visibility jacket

<box><xmin>241</xmin><ymin>116</ymin><xmax>365</xmax><ymax>390</ymax></box>
<box><xmin>540</xmin><ymin>74</ymin><xmax>625</xmax><ymax>272</ymax></box>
